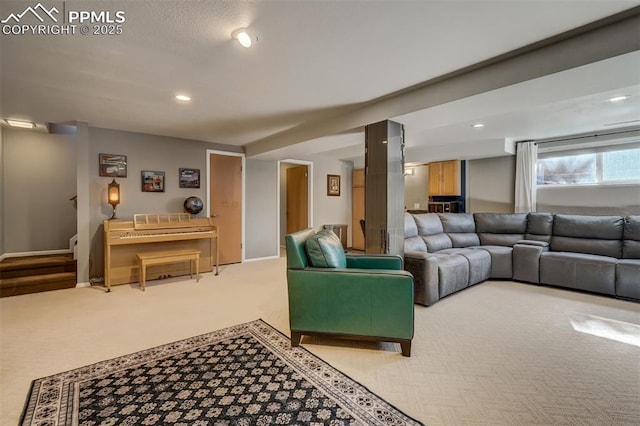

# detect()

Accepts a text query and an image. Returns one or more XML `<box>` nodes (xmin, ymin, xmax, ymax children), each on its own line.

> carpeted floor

<box><xmin>21</xmin><ymin>319</ymin><xmax>422</xmax><ymax>425</ymax></box>
<box><xmin>2</xmin><ymin>256</ymin><xmax>639</xmax><ymax>425</ymax></box>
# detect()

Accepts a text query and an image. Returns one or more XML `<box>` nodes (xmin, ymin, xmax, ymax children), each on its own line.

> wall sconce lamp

<box><xmin>108</xmin><ymin>179</ymin><xmax>120</xmax><ymax>220</ymax></box>
<box><xmin>404</xmin><ymin>168</ymin><xmax>415</xmax><ymax>176</ymax></box>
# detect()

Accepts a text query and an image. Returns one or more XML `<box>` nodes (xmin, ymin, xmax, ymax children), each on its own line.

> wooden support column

<box><xmin>364</xmin><ymin>120</ymin><xmax>404</xmax><ymax>256</ymax></box>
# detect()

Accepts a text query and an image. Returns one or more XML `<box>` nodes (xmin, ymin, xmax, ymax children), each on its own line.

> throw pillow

<box><xmin>305</xmin><ymin>230</ymin><xmax>346</xmax><ymax>268</ymax></box>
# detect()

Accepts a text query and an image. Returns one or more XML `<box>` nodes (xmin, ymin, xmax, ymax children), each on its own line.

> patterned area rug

<box><xmin>21</xmin><ymin>319</ymin><xmax>422</xmax><ymax>425</ymax></box>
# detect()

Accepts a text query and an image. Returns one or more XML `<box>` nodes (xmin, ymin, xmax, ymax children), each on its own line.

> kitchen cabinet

<box><xmin>428</xmin><ymin>160</ymin><xmax>461</xmax><ymax>196</ymax></box>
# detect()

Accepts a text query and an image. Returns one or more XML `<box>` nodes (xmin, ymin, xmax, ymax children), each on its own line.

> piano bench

<box><xmin>137</xmin><ymin>249</ymin><xmax>201</xmax><ymax>291</ymax></box>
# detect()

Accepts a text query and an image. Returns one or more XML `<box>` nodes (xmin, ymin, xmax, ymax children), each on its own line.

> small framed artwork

<box><xmin>99</xmin><ymin>154</ymin><xmax>127</xmax><ymax>177</ymax></box>
<box><xmin>327</xmin><ymin>174</ymin><xmax>341</xmax><ymax>196</ymax></box>
<box><xmin>179</xmin><ymin>168</ymin><xmax>200</xmax><ymax>188</ymax></box>
<box><xmin>141</xmin><ymin>170</ymin><xmax>165</xmax><ymax>192</ymax></box>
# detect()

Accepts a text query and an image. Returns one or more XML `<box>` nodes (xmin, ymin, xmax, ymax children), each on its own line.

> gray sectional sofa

<box><xmin>403</xmin><ymin>212</ymin><xmax>640</xmax><ymax>306</ymax></box>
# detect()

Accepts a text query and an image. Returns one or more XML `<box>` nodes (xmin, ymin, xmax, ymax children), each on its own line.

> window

<box><xmin>537</xmin><ymin>145</ymin><xmax>640</xmax><ymax>185</ymax></box>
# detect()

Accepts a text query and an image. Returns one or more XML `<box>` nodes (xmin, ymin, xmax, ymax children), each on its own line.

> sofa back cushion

<box><xmin>404</xmin><ymin>213</ymin><xmax>428</xmax><ymax>252</ymax></box>
<box><xmin>438</xmin><ymin>213</ymin><xmax>480</xmax><ymax>247</ymax></box>
<box><xmin>412</xmin><ymin>213</ymin><xmax>452</xmax><ymax>252</ymax></box>
<box><xmin>474</xmin><ymin>213</ymin><xmax>527</xmax><ymax>246</ymax></box>
<box><xmin>623</xmin><ymin>215</ymin><xmax>640</xmax><ymax>259</ymax></box>
<box><xmin>551</xmin><ymin>214</ymin><xmax>623</xmax><ymax>258</ymax></box>
<box><xmin>305</xmin><ymin>230</ymin><xmax>347</xmax><ymax>268</ymax></box>
<box><xmin>525</xmin><ymin>212</ymin><xmax>553</xmax><ymax>242</ymax></box>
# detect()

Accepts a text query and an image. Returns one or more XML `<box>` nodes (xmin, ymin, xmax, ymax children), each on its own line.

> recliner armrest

<box><xmin>305</xmin><ymin>267</ymin><xmax>413</xmax><ymax>279</ymax></box>
<box><xmin>515</xmin><ymin>239</ymin><xmax>549</xmax><ymax>247</ymax></box>
<box><xmin>403</xmin><ymin>251</ymin><xmax>439</xmax><ymax>306</ymax></box>
<box><xmin>346</xmin><ymin>254</ymin><xmax>403</xmax><ymax>270</ymax></box>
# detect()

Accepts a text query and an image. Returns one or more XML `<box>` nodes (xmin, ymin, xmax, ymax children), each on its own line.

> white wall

<box><xmin>3</xmin><ymin>128</ymin><xmax>77</xmax><ymax>253</ymax></box>
<box><xmin>404</xmin><ymin>164</ymin><xmax>428</xmax><ymax>209</ymax></box>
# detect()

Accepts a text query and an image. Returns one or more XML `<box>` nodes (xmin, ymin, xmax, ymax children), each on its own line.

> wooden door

<box><xmin>352</xmin><ymin>168</ymin><xmax>365</xmax><ymax>250</ymax></box>
<box><xmin>209</xmin><ymin>153</ymin><xmax>242</xmax><ymax>264</ymax></box>
<box><xmin>286</xmin><ymin>165</ymin><xmax>308</xmax><ymax>234</ymax></box>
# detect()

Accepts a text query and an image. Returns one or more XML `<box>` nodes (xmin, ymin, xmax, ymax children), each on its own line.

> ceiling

<box><xmin>1</xmin><ymin>1</ymin><xmax>639</xmax><ymax>164</ymax></box>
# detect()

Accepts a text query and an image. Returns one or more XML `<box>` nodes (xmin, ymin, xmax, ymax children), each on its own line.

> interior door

<box><xmin>286</xmin><ymin>165</ymin><xmax>308</xmax><ymax>234</ymax></box>
<box><xmin>209</xmin><ymin>153</ymin><xmax>242</xmax><ymax>264</ymax></box>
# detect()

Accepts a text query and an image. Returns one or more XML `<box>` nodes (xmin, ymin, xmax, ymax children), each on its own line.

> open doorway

<box><xmin>278</xmin><ymin>160</ymin><xmax>313</xmax><ymax>255</ymax></box>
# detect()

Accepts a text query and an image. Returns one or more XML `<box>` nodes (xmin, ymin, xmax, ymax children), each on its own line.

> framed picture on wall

<box><xmin>179</xmin><ymin>168</ymin><xmax>200</xmax><ymax>188</ymax></box>
<box><xmin>141</xmin><ymin>170</ymin><xmax>165</xmax><ymax>192</ymax></box>
<box><xmin>99</xmin><ymin>154</ymin><xmax>127</xmax><ymax>177</ymax></box>
<box><xmin>327</xmin><ymin>174</ymin><xmax>341</xmax><ymax>196</ymax></box>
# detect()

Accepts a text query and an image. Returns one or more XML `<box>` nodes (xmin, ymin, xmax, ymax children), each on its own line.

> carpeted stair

<box><xmin>0</xmin><ymin>254</ymin><xmax>76</xmax><ymax>297</ymax></box>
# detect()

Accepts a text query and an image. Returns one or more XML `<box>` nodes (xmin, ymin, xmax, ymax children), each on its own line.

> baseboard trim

<box><xmin>75</xmin><ymin>282</ymin><xmax>91</xmax><ymax>288</ymax></box>
<box><xmin>244</xmin><ymin>255</ymin><xmax>280</xmax><ymax>262</ymax></box>
<box><xmin>2</xmin><ymin>249</ymin><xmax>73</xmax><ymax>258</ymax></box>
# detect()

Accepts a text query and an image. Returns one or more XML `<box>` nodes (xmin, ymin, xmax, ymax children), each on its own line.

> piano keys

<box><xmin>104</xmin><ymin>213</ymin><xmax>219</xmax><ymax>291</ymax></box>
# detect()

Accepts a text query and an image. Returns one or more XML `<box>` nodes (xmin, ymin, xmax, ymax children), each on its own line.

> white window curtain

<box><xmin>514</xmin><ymin>141</ymin><xmax>538</xmax><ymax>213</ymax></box>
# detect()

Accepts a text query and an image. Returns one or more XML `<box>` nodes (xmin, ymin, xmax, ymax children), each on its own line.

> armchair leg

<box><xmin>291</xmin><ymin>331</ymin><xmax>302</xmax><ymax>347</ymax></box>
<box><xmin>400</xmin><ymin>340</ymin><xmax>411</xmax><ymax>357</ymax></box>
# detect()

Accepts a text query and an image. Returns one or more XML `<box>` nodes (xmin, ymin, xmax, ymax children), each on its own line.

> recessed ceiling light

<box><xmin>175</xmin><ymin>94</ymin><xmax>191</xmax><ymax>102</ymax></box>
<box><xmin>471</xmin><ymin>123</ymin><xmax>485</xmax><ymax>128</ymax></box>
<box><xmin>608</xmin><ymin>95</ymin><xmax>629</xmax><ymax>102</ymax></box>
<box><xmin>5</xmin><ymin>118</ymin><xmax>35</xmax><ymax>129</ymax></box>
<box><xmin>232</xmin><ymin>28</ymin><xmax>252</xmax><ymax>48</ymax></box>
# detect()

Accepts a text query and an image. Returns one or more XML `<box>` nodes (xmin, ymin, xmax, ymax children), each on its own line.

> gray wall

<box><xmin>404</xmin><ymin>164</ymin><xmax>428</xmax><ymax>210</ymax></box>
<box><xmin>246</xmin><ymin>158</ymin><xmax>278</xmax><ymax>259</ymax></box>
<box><xmin>467</xmin><ymin>156</ymin><xmax>516</xmax><ymax>213</ymax></box>
<box><xmin>88</xmin><ymin>127</ymin><xmax>241</xmax><ymax>277</ymax></box>
<box><xmin>3</xmin><ymin>128</ymin><xmax>77</xmax><ymax>253</ymax></box>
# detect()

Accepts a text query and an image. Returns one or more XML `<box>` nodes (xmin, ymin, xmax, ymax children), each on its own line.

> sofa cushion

<box><xmin>540</xmin><ymin>252</ymin><xmax>616</xmax><ymax>296</ymax></box>
<box><xmin>623</xmin><ymin>215</ymin><xmax>640</xmax><ymax>259</ymax></box>
<box><xmin>525</xmin><ymin>212</ymin><xmax>553</xmax><ymax>242</ymax></box>
<box><xmin>432</xmin><ymin>254</ymin><xmax>469</xmax><ymax>298</ymax></box>
<box><xmin>439</xmin><ymin>248</ymin><xmax>491</xmax><ymax>285</ymax></box>
<box><xmin>305</xmin><ymin>230</ymin><xmax>346</xmax><ymax>268</ymax></box>
<box><xmin>405</xmin><ymin>236</ymin><xmax>427</xmax><ymax>253</ymax></box>
<box><xmin>616</xmin><ymin>259</ymin><xmax>640</xmax><ymax>300</ymax></box>
<box><xmin>438</xmin><ymin>213</ymin><xmax>476</xmax><ymax>232</ymax></box>
<box><xmin>423</xmin><ymin>234</ymin><xmax>453</xmax><ymax>252</ymax></box>
<box><xmin>413</xmin><ymin>213</ymin><xmax>444</xmax><ymax>236</ymax></box>
<box><xmin>438</xmin><ymin>213</ymin><xmax>480</xmax><ymax>247</ymax></box>
<box><xmin>476</xmin><ymin>245</ymin><xmax>513</xmax><ymax>279</ymax></box>
<box><xmin>404</xmin><ymin>213</ymin><xmax>418</xmax><ymax>238</ymax></box>
<box><xmin>474</xmin><ymin>213</ymin><xmax>527</xmax><ymax>246</ymax></box>
<box><xmin>551</xmin><ymin>214</ymin><xmax>624</xmax><ymax>258</ymax></box>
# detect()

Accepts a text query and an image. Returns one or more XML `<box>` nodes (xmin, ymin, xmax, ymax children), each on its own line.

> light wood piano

<box><xmin>104</xmin><ymin>213</ymin><xmax>219</xmax><ymax>292</ymax></box>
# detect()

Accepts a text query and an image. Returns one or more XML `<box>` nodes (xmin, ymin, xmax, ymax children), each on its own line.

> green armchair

<box><xmin>285</xmin><ymin>228</ymin><xmax>415</xmax><ymax>356</ymax></box>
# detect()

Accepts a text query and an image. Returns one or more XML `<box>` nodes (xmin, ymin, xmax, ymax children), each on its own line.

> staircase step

<box><xmin>0</xmin><ymin>254</ymin><xmax>75</xmax><ymax>279</ymax></box>
<box><xmin>0</xmin><ymin>272</ymin><xmax>77</xmax><ymax>298</ymax></box>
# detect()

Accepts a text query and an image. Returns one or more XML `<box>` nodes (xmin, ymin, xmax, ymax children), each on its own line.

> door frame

<box><xmin>206</xmin><ymin>149</ymin><xmax>246</xmax><ymax>262</ymax></box>
<box><xmin>277</xmin><ymin>159</ymin><xmax>313</xmax><ymax>253</ymax></box>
